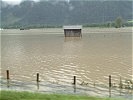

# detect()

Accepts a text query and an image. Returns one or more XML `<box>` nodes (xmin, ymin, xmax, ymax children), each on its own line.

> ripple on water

<box><xmin>1</xmin><ymin>32</ymin><xmax>132</xmax><ymax>91</ymax></box>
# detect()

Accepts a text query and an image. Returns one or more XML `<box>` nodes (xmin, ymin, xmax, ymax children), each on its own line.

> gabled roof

<box><xmin>63</xmin><ymin>25</ymin><xmax>82</xmax><ymax>29</ymax></box>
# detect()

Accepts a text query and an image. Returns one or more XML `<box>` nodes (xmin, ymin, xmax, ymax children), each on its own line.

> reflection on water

<box><xmin>1</xmin><ymin>29</ymin><xmax>132</xmax><ymax>86</ymax></box>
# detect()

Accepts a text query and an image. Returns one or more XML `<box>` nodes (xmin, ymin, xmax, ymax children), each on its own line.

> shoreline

<box><xmin>0</xmin><ymin>78</ymin><xmax>132</xmax><ymax>100</ymax></box>
<box><xmin>1</xmin><ymin>27</ymin><xmax>132</xmax><ymax>35</ymax></box>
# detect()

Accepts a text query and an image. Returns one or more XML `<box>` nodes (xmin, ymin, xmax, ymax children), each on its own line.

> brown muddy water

<box><xmin>0</xmin><ymin>28</ymin><xmax>132</xmax><ymax>87</ymax></box>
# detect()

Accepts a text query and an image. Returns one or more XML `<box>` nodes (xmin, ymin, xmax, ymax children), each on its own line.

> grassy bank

<box><xmin>0</xmin><ymin>90</ymin><xmax>123</xmax><ymax>100</ymax></box>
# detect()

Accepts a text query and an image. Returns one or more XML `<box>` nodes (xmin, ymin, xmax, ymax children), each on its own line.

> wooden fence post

<box><xmin>73</xmin><ymin>76</ymin><xmax>76</xmax><ymax>85</ymax></box>
<box><xmin>119</xmin><ymin>76</ymin><xmax>122</xmax><ymax>95</ymax></box>
<box><xmin>37</xmin><ymin>73</ymin><xmax>39</xmax><ymax>82</ymax></box>
<box><xmin>109</xmin><ymin>75</ymin><xmax>111</xmax><ymax>87</ymax></box>
<box><xmin>120</xmin><ymin>76</ymin><xmax>122</xmax><ymax>88</ymax></box>
<box><xmin>6</xmin><ymin>70</ymin><xmax>9</xmax><ymax>80</ymax></box>
<box><xmin>73</xmin><ymin>76</ymin><xmax>76</xmax><ymax>93</ymax></box>
<box><xmin>109</xmin><ymin>75</ymin><xmax>111</xmax><ymax>97</ymax></box>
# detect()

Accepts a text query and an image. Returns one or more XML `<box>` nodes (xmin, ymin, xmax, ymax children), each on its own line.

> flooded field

<box><xmin>0</xmin><ymin>27</ymin><xmax>132</xmax><ymax>87</ymax></box>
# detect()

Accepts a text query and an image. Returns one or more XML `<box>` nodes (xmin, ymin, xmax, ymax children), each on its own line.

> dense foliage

<box><xmin>1</xmin><ymin>0</ymin><xmax>133</xmax><ymax>28</ymax></box>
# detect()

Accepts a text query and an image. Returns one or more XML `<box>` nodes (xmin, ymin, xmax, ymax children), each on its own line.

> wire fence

<box><xmin>0</xmin><ymin>70</ymin><xmax>133</xmax><ymax>99</ymax></box>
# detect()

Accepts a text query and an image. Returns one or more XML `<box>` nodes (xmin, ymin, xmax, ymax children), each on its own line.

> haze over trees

<box><xmin>1</xmin><ymin>0</ymin><xmax>133</xmax><ymax>28</ymax></box>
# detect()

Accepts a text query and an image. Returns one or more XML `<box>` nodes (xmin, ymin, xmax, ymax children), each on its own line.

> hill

<box><xmin>1</xmin><ymin>0</ymin><xmax>133</xmax><ymax>28</ymax></box>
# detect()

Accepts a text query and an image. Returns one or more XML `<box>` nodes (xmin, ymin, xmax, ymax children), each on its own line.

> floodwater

<box><xmin>0</xmin><ymin>28</ymin><xmax>132</xmax><ymax>87</ymax></box>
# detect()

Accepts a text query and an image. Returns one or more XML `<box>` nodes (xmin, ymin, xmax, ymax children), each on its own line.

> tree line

<box><xmin>1</xmin><ymin>0</ymin><xmax>133</xmax><ymax>28</ymax></box>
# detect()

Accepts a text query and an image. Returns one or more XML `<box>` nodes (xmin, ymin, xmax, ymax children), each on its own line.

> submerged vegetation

<box><xmin>0</xmin><ymin>90</ymin><xmax>123</xmax><ymax>100</ymax></box>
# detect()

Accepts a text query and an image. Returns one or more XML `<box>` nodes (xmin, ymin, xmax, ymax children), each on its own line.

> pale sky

<box><xmin>2</xmin><ymin>0</ymin><xmax>39</xmax><ymax>5</ymax></box>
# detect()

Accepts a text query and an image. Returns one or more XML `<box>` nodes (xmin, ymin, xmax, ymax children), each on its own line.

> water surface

<box><xmin>1</xmin><ymin>28</ymin><xmax>132</xmax><ymax>86</ymax></box>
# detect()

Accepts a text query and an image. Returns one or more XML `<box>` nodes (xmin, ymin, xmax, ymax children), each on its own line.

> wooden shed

<box><xmin>63</xmin><ymin>25</ymin><xmax>82</xmax><ymax>37</ymax></box>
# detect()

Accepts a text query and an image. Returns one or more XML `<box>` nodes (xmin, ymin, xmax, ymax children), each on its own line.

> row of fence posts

<box><xmin>5</xmin><ymin>70</ymin><xmax>116</xmax><ymax>97</ymax></box>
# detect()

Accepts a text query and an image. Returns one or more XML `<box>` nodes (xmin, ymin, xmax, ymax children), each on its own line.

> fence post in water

<box><xmin>6</xmin><ymin>70</ymin><xmax>10</xmax><ymax>80</ymax></box>
<box><xmin>109</xmin><ymin>75</ymin><xmax>112</xmax><ymax>97</ymax></box>
<box><xmin>73</xmin><ymin>76</ymin><xmax>76</xmax><ymax>93</ymax></box>
<box><xmin>37</xmin><ymin>73</ymin><xmax>39</xmax><ymax>82</ymax></box>
<box><xmin>73</xmin><ymin>76</ymin><xmax>76</xmax><ymax>85</ymax></box>
<box><xmin>6</xmin><ymin>70</ymin><xmax>10</xmax><ymax>88</ymax></box>
<box><xmin>119</xmin><ymin>76</ymin><xmax>122</xmax><ymax>95</ymax></box>
<box><xmin>109</xmin><ymin>75</ymin><xmax>111</xmax><ymax>88</ymax></box>
<box><xmin>119</xmin><ymin>76</ymin><xmax>122</xmax><ymax>88</ymax></box>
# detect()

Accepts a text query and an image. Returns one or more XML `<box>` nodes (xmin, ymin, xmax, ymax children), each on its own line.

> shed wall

<box><xmin>64</xmin><ymin>29</ymin><xmax>82</xmax><ymax>37</ymax></box>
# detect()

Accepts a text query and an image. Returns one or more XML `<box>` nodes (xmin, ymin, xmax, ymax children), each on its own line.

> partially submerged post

<box><xmin>73</xmin><ymin>76</ymin><xmax>76</xmax><ymax>92</ymax></box>
<box><xmin>37</xmin><ymin>73</ymin><xmax>39</xmax><ymax>82</ymax></box>
<box><xmin>6</xmin><ymin>70</ymin><xmax>10</xmax><ymax>80</ymax></box>
<box><xmin>119</xmin><ymin>76</ymin><xmax>122</xmax><ymax>88</ymax></box>
<box><xmin>6</xmin><ymin>70</ymin><xmax>10</xmax><ymax>88</ymax></box>
<box><xmin>119</xmin><ymin>76</ymin><xmax>122</xmax><ymax>95</ymax></box>
<box><xmin>36</xmin><ymin>73</ymin><xmax>40</xmax><ymax>90</ymax></box>
<box><xmin>109</xmin><ymin>75</ymin><xmax>112</xmax><ymax>97</ymax></box>
<box><xmin>109</xmin><ymin>75</ymin><xmax>111</xmax><ymax>88</ymax></box>
<box><xmin>63</xmin><ymin>25</ymin><xmax>82</xmax><ymax>37</ymax></box>
<box><xmin>73</xmin><ymin>76</ymin><xmax>76</xmax><ymax>85</ymax></box>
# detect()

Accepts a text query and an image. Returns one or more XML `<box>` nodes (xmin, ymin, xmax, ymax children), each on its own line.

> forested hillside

<box><xmin>1</xmin><ymin>0</ymin><xmax>133</xmax><ymax>28</ymax></box>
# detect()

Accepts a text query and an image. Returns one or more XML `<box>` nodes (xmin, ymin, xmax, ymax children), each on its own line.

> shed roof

<box><xmin>63</xmin><ymin>25</ymin><xmax>82</xmax><ymax>29</ymax></box>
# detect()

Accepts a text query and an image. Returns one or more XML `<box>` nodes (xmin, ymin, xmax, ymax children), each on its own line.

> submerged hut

<box><xmin>63</xmin><ymin>25</ymin><xmax>82</xmax><ymax>37</ymax></box>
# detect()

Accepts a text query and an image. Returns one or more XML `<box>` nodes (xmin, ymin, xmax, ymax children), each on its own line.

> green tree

<box><xmin>115</xmin><ymin>17</ymin><xmax>123</xmax><ymax>28</ymax></box>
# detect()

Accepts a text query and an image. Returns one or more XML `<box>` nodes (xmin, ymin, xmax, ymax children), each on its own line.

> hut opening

<box><xmin>63</xmin><ymin>25</ymin><xmax>82</xmax><ymax>37</ymax></box>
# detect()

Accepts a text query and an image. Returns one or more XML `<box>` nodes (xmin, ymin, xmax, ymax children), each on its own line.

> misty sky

<box><xmin>2</xmin><ymin>0</ymin><xmax>39</xmax><ymax>5</ymax></box>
